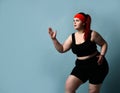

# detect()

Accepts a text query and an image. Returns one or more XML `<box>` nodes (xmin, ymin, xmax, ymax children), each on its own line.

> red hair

<box><xmin>74</xmin><ymin>13</ymin><xmax>91</xmax><ymax>40</ymax></box>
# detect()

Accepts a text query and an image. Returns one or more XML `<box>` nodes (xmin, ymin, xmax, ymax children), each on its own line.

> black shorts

<box><xmin>71</xmin><ymin>56</ymin><xmax>109</xmax><ymax>84</ymax></box>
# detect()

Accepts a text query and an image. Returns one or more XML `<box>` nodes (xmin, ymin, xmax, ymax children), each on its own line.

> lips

<box><xmin>74</xmin><ymin>25</ymin><xmax>77</xmax><ymax>27</ymax></box>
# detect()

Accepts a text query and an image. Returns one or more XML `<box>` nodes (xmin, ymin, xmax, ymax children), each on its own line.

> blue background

<box><xmin>0</xmin><ymin>0</ymin><xmax>120</xmax><ymax>93</ymax></box>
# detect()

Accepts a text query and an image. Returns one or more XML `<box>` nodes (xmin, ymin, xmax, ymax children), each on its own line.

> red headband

<box><xmin>74</xmin><ymin>13</ymin><xmax>86</xmax><ymax>22</ymax></box>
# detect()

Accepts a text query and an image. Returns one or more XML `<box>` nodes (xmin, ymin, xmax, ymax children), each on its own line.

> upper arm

<box><xmin>62</xmin><ymin>35</ymin><xmax>72</xmax><ymax>52</ymax></box>
<box><xmin>91</xmin><ymin>31</ymin><xmax>107</xmax><ymax>46</ymax></box>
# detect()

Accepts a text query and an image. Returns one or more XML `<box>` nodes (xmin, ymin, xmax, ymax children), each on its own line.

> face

<box><xmin>73</xmin><ymin>18</ymin><xmax>85</xmax><ymax>30</ymax></box>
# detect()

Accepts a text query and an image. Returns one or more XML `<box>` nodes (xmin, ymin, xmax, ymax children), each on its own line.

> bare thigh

<box><xmin>65</xmin><ymin>75</ymin><xmax>83</xmax><ymax>92</ymax></box>
<box><xmin>89</xmin><ymin>83</ymin><xmax>102</xmax><ymax>93</ymax></box>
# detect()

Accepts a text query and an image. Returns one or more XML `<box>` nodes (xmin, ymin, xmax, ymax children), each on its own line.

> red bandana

<box><xmin>74</xmin><ymin>13</ymin><xmax>86</xmax><ymax>22</ymax></box>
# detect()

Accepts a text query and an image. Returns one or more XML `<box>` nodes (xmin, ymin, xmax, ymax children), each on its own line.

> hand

<box><xmin>48</xmin><ymin>27</ymin><xmax>57</xmax><ymax>40</ymax></box>
<box><xmin>97</xmin><ymin>55</ymin><xmax>104</xmax><ymax>65</ymax></box>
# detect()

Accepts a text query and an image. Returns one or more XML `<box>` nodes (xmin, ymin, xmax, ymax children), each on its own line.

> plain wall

<box><xmin>0</xmin><ymin>0</ymin><xmax>120</xmax><ymax>93</ymax></box>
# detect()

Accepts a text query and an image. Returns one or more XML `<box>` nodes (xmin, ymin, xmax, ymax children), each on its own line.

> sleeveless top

<box><xmin>71</xmin><ymin>31</ymin><xmax>97</xmax><ymax>57</ymax></box>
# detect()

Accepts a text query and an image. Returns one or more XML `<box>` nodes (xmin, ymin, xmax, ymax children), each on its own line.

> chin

<box><xmin>74</xmin><ymin>28</ymin><xmax>79</xmax><ymax>30</ymax></box>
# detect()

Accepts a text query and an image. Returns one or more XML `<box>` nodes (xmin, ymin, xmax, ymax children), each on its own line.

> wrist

<box><xmin>100</xmin><ymin>54</ymin><xmax>104</xmax><ymax>56</ymax></box>
<box><xmin>100</xmin><ymin>52</ymin><xmax>105</xmax><ymax>56</ymax></box>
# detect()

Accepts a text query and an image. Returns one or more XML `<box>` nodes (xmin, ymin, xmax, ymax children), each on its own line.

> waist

<box><xmin>77</xmin><ymin>51</ymin><xmax>98</xmax><ymax>60</ymax></box>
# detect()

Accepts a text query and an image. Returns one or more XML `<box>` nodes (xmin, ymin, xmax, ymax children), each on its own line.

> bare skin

<box><xmin>48</xmin><ymin>17</ymin><xmax>108</xmax><ymax>93</ymax></box>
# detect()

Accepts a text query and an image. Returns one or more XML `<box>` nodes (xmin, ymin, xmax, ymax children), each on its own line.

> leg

<box><xmin>65</xmin><ymin>75</ymin><xmax>83</xmax><ymax>93</ymax></box>
<box><xmin>88</xmin><ymin>56</ymin><xmax>109</xmax><ymax>93</ymax></box>
<box><xmin>89</xmin><ymin>83</ymin><xmax>102</xmax><ymax>93</ymax></box>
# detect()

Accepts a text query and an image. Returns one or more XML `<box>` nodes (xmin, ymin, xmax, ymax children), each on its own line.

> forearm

<box><xmin>100</xmin><ymin>42</ymin><xmax>108</xmax><ymax>56</ymax></box>
<box><xmin>52</xmin><ymin>38</ymin><xmax>64</xmax><ymax>53</ymax></box>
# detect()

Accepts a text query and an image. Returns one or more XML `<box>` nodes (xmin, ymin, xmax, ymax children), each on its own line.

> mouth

<box><xmin>74</xmin><ymin>24</ymin><xmax>76</xmax><ymax>26</ymax></box>
<box><xmin>74</xmin><ymin>25</ymin><xmax>77</xmax><ymax>27</ymax></box>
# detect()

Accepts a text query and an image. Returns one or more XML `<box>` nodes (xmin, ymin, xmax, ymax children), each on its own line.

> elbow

<box><xmin>58</xmin><ymin>51</ymin><xmax>64</xmax><ymax>53</ymax></box>
<box><xmin>58</xmin><ymin>47</ymin><xmax>67</xmax><ymax>53</ymax></box>
<box><xmin>58</xmin><ymin>49</ymin><xmax>65</xmax><ymax>53</ymax></box>
<box><xmin>102</xmin><ymin>41</ymin><xmax>108</xmax><ymax>47</ymax></box>
<box><xmin>57</xmin><ymin>47</ymin><xmax>65</xmax><ymax>53</ymax></box>
<box><xmin>57</xmin><ymin>46</ymin><xmax>69</xmax><ymax>53</ymax></box>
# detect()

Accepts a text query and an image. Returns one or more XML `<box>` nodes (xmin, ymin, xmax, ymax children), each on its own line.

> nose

<box><xmin>74</xmin><ymin>21</ymin><xmax>76</xmax><ymax>25</ymax></box>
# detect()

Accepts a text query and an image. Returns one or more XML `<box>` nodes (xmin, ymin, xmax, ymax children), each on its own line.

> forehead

<box><xmin>74</xmin><ymin>18</ymin><xmax>80</xmax><ymax>20</ymax></box>
<box><xmin>73</xmin><ymin>18</ymin><xmax>82</xmax><ymax>21</ymax></box>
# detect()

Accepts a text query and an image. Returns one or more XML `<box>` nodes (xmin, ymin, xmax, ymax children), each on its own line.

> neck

<box><xmin>76</xmin><ymin>26</ymin><xmax>85</xmax><ymax>33</ymax></box>
<box><xmin>77</xmin><ymin>29</ymin><xmax>84</xmax><ymax>34</ymax></box>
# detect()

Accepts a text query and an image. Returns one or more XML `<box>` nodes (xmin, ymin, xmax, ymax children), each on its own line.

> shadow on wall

<box><xmin>100</xmin><ymin>13</ymin><xmax>120</xmax><ymax>93</ymax></box>
<box><xmin>103</xmin><ymin>33</ymin><xmax>120</xmax><ymax>92</ymax></box>
<box><xmin>104</xmin><ymin>55</ymin><xmax>120</xmax><ymax>93</ymax></box>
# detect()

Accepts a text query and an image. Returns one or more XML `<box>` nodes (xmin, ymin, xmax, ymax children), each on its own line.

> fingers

<box><xmin>48</xmin><ymin>27</ymin><xmax>57</xmax><ymax>39</ymax></box>
<box><xmin>96</xmin><ymin>55</ymin><xmax>103</xmax><ymax>65</ymax></box>
<box><xmin>48</xmin><ymin>27</ymin><xmax>53</xmax><ymax>34</ymax></box>
<box><xmin>48</xmin><ymin>27</ymin><xmax>52</xmax><ymax>32</ymax></box>
<box><xmin>48</xmin><ymin>27</ymin><xmax>54</xmax><ymax>35</ymax></box>
<box><xmin>97</xmin><ymin>55</ymin><xmax>103</xmax><ymax>65</ymax></box>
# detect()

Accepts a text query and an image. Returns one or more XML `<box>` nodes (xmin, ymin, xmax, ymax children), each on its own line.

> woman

<box><xmin>48</xmin><ymin>12</ymin><xmax>109</xmax><ymax>93</ymax></box>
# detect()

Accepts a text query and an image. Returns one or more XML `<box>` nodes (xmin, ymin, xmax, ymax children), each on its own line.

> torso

<box><xmin>71</xmin><ymin>31</ymin><xmax>98</xmax><ymax>60</ymax></box>
<box><xmin>74</xmin><ymin>31</ymin><xmax>94</xmax><ymax>45</ymax></box>
<box><xmin>75</xmin><ymin>32</ymin><xmax>85</xmax><ymax>44</ymax></box>
<box><xmin>77</xmin><ymin>51</ymin><xmax>98</xmax><ymax>60</ymax></box>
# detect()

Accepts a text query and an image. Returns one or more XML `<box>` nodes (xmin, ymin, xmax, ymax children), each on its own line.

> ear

<box><xmin>82</xmin><ymin>22</ymin><xmax>86</xmax><ymax>26</ymax></box>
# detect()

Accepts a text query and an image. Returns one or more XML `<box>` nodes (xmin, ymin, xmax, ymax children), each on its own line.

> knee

<box><xmin>89</xmin><ymin>88</ymin><xmax>99</xmax><ymax>93</ymax></box>
<box><xmin>65</xmin><ymin>75</ymin><xmax>82</xmax><ymax>93</ymax></box>
<box><xmin>65</xmin><ymin>80</ymin><xmax>75</xmax><ymax>92</ymax></box>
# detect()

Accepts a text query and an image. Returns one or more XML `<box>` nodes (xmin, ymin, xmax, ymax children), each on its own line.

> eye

<box><xmin>73</xmin><ymin>19</ymin><xmax>80</xmax><ymax>22</ymax></box>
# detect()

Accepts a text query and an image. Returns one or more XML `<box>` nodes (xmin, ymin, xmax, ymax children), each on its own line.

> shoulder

<box><xmin>66</xmin><ymin>33</ymin><xmax>73</xmax><ymax>41</ymax></box>
<box><xmin>91</xmin><ymin>30</ymin><xmax>100</xmax><ymax>38</ymax></box>
<box><xmin>70</xmin><ymin>32</ymin><xmax>75</xmax><ymax>38</ymax></box>
<box><xmin>91</xmin><ymin>30</ymin><xmax>102</xmax><ymax>41</ymax></box>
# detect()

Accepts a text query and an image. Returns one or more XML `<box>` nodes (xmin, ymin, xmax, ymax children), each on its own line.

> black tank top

<box><xmin>71</xmin><ymin>32</ymin><xmax>97</xmax><ymax>57</ymax></box>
